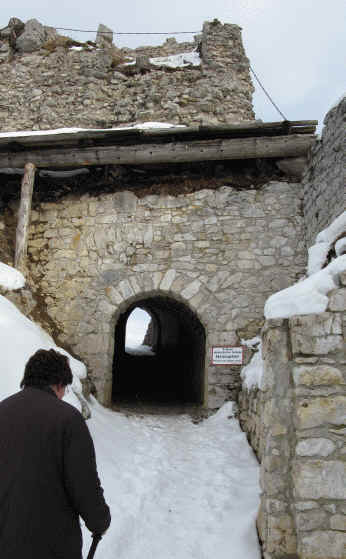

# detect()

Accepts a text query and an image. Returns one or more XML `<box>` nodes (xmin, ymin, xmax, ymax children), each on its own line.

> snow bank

<box><xmin>0</xmin><ymin>291</ymin><xmax>87</xmax><ymax>411</ymax></box>
<box><xmin>308</xmin><ymin>211</ymin><xmax>346</xmax><ymax>275</ymax></box>
<box><xmin>240</xmin><ymin>338</ymin><xmax>263</xmax><ymax>390</ymax></box>
<box><xmin>0</xmin><ymin>262</ymin><xmax>25</xmax><ymax>290</ymax></box>
<box><xmin>265</xmin><ymin>255</ymin><xmax>346</xmax><ymax>319</ymax></box>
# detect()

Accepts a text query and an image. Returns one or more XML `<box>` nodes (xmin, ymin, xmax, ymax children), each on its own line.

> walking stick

<box><xmin>87</xmin><ymin>533</ymin><xmax>102</xmax><ymax>559</ymax></box>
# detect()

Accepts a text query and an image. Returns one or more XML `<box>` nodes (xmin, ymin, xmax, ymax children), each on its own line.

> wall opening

<box><xmin>112</xmin><ymin>296</ymin><xmax>206</xmax><ymax>406</ymax></box>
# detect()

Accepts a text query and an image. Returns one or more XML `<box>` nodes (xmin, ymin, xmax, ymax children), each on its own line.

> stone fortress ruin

<box><xmin>0</xmin><ymin>16</ymin><xmax>345</xmax><ymax>559</ymax></box>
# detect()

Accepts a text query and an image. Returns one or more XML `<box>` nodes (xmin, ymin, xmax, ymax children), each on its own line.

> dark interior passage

<box><xmin>112</xmin><ymin>296</ymin><xmax>206</xmax><ymax>405</ymax></box>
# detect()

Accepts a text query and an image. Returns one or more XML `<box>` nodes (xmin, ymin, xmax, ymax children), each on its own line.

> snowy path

<box><xmin>82</xmin><ymin>401</ymin><xmax>261</xmax><ymax>559</ymax></box>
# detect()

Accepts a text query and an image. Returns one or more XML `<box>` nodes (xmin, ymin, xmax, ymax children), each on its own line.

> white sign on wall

<box><xmin>211</xmin><ymin>346</ymin><xmax>243</xmax><ymax>365</ymax></box>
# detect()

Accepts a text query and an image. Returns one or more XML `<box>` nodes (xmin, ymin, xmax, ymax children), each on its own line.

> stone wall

<box><xmin>240</xmin><ymin>274</ymin><xmax>346</xmax><ymax>559</ymax></box>
<box><xmin>303</xmin><ymin>96</ymin><xmax>346</xmax><ymax>247</ymax></box>
<box><xmin>25</xmin><ymin>181</ymin><xmax>306</xmax><ymax>407</ymax></box>
<box><xmin>0</xmin><ymin>19</ymin><xmax>254</xmax><ymax>131</ymax></box>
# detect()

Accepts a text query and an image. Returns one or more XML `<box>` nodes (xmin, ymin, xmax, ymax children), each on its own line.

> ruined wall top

<box><xmin>0</xmin><ymin>17</ymin><xmax>254</xmax><ymax>131</ymax></box>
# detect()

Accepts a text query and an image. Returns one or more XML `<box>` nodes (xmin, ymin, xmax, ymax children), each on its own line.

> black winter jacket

<box><xmin>0</xmin><ymin>386</ymin><xmax>111</xmax><ymax>559</ymax></box>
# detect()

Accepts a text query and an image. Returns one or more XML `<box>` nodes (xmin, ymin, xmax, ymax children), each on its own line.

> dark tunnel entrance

<box><xmin>112</xmin><ymin>296</ymin><xmax>206</xmax><ymax>406</ymax></box>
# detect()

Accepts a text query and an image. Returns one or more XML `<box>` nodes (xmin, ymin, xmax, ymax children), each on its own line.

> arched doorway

<box><xmin>112</xmin><ymin>295</ymin><xmax>206</xmax><ymax>405</ymax></box>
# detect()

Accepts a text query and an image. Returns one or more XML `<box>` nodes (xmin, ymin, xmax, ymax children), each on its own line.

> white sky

<box><xmin>1</xmin><ymin>1</ymin><xmax>345</xmax><ymax>132</ymax></box>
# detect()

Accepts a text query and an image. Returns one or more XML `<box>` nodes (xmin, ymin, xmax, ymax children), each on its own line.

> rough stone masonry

<box><xmin>0</xmin><ymin>18</ymin><xmax>254</xmax><ymax>130</ymax></box>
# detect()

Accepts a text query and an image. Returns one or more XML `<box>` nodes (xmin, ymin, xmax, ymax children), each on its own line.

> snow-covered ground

<box><xmin>82</xmin><ymin>399</ymin><xmax>261</xmax><ymax>559</ymax></box>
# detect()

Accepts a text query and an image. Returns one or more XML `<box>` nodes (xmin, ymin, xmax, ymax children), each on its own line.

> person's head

<box><xmin>21</xmin><ymin>349</ymin><xmax>73</xmax><ymax>399</ymax></box>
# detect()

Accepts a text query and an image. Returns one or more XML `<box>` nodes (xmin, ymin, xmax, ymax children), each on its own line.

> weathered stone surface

<box><xmin>293</xmin><ymin>364</ymin><xmax>345</xmax><ymax>386</ymax></box>
<box><xmin>328</xmin><ymin>288</ymin><xmax>346</xmax><ymax>312</ymax></box>
<box><xmin>294</xmin><ymin>460</ymin><xmax>346</xmax><ymax>500</ymax></box>
<box><xmin>290</xmin><ymin>313</ymin><xmax>343</xmax><ymax>355</ymax></box>
<box><xmin>261</xmin><ymin>324</ymin><xmax>290</xmax><ymax>392</ymax></box>
<box><xmin>330</xmin><ymin>515</ymin><xmax>346</xmax><ymax>531</ymax></box>
<box><xmin>96</xmin><ymin>24</ymin><xmax>113</xmax><ymax>48</ymax></box>
<box><xmin>296</xmin><ymin>437</ymin><xmax>336</xmax><ymax>457</ymax></box>
<box><xmin>266</xmin><ymin>514</ymin><xmax>297</xmax><ymax>554</ymax></box>
<box><xmin>300</xmin><ymin>530</ymin><xmax>346</xmax><ymax>559</ymax></box>
<box><xmin>296</xmin><ymin>395</ymin><xmax>346</xmax><ymax>429</ymax></box>
<box><xmin>15</xmin><ymin>19</ymin><xmax>55</xmax><ymax>53</ymax></box>
<box><xmin>296</xmin><ymin>509</ymin><xmax>328</xmax><ymax>531</ymax></box>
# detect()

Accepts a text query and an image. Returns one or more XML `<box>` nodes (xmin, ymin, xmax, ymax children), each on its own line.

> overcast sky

<box><xmin>1</xmin><ymin>1</ymin><xmax>345</xmax><ymax>131</ymax></box>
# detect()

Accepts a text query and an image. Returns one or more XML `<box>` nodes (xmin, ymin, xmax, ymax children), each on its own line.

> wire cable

<box><xmin>54</xmin><ymin>27</ymin><xmax>201</xmax><ymax>35</ymax></box>
<box><xmin>250</xmin><ymin>65</ymin><xmax>288</xmax><ymax>121</ymax></box>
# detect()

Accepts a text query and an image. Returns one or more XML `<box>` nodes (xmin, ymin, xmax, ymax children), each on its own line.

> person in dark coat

<box><xmin>0</xmin><ymin>348</ymin><xmax>111</xmax><ymax>559</ymax></box>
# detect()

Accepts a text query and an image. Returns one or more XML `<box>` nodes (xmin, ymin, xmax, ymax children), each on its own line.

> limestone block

<box><xmin>293</xmin><ymin>365</ymin><xmax>344</xmax><ymax>386</ymax></box>
<box><xmin>290</xmin><ymin>313</ymin><xmax>343</xmax><ymax>355</ymax></box>
<box><xmin>266</xmin><ymin>514</ymin><xmax>297</xmax><ymax>555</ymax></box>
<box><xmin>160</xmin><ymin>269</ymin><xmax>176</xmax><ymax>290</ymax></box>
<box><xmin>260</xmin><ymin>469</ymin><xmax>288</xmax><ymax>496</ymax></box>
<box><xmin>300</xmin><ymin>531</ymin><xmax>346</xmax><ymax>559</ymax></box>
<box><xmin>296</xmin><ymin>395</ymin><xmax>346</xmax><ymax>429</ymax></box>
<box><xmin>265</xmin><ymin>499</ymin><xmax>288</xmax><ymax>514</ymax></box>
<box><xmin>294</xmin><ymin>460</ymin><xmax>346</xmax><ymax>500</ymax></box>
<box><xmin>113</xmin><ymin>191</ymin><xmax>137</xmax><ymax>213</ymax></box>
<box><xmin>330</xmin><ymin>515</ymin><xmax>346</xmax><ymax>531</ymax></box>
<box><xmin>261</xmin><ymin>325</ymin><xmax>290</xmax><ymax>393</ymax></box>
<box><xmin>296</xmin><ymin>438</ymin><xmax>336</xmax><ymax>457</ymax></box>
<box><xmin>119</xmin><ymin>279</ymin><xmax>134</xmax><ymax>299</ymax></box>
<box><xmin>296</xmin><ymin>509</ymin><xmax>328</xmax><ymax>531</ymax></box>
<box><xmin>96</xmin><ymin>24</ymin><xmax>113</xmax><ymax>48</ymax></box>
<box><xmin>181</xmin><ymin>280</ymin><xmax>201</xmax><ymax>300</ymax></box>
<box><xmin>295</xmin><ymin>501</ymin><xmax>319</xmax><ymax>511</ymax></box>
<box><xmin>328</xmin><ymin>288</ymin><xmax>346</xmax><ymax>312</ymax></box>
<box><xmin>16</xmin><ymin>19</ymin><xmax>52</xmax><ymax>53</ymax></box>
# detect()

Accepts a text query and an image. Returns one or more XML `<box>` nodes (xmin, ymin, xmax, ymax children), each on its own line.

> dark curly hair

<box><xmin>20</xmin><ymin>349</ymin><xmax>73</xmax><ymax>389</ymax></box>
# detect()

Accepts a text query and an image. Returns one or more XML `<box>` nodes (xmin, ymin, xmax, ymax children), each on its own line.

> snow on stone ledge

<box><xmin>150</xmin><ymin>51</ymin><xmax>200</xmax><ymax>68</ymax></box>
<box><xmin>0</xmin><ymin>262</ymin><xmax>25</xmax><ymax>290</ymax></box>
<box><xmin>264</xmin><ymin>255</ymin><xmax>346</xmax><ymax>319</ymax></box>
<box><xmin>0</xmin><ymin>122</ymin><xmax>186</xmax><ymax>139</ymax></box>
<box><xmin>308</xmin><ymin>211</ymin><xmax>346</xmax><ymax>275</ymax></box>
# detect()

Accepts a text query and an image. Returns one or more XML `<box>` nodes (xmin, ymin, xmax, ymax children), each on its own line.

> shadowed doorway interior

<box><xmin>112</xmin><ymin>296</ymin><xmax>205</xmax><ymax>406</ymax></box>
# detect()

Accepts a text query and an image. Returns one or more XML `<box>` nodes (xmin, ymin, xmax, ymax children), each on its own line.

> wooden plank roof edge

<box><xmin>0</xmin><ymin>120</ymin><xmax>318</xmax><ymax>148</ymax></box>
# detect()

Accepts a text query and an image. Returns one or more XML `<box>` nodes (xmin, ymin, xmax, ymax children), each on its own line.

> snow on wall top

<box><xmin>307</xmin><ymin>211</ymin><xmax>346</xmax><ymax>276</ymax></box>
<box><xmin>264</xmin><ymin>255</ymin><xmax>346</xmax><ymax>319</ymax></box>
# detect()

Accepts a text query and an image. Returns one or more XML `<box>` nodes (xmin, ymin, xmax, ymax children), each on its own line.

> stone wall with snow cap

<box><xmin>303</xmin><ymin>95</ymin><xmax>346</xmax><ymax>248</ymax></box>
<box><xmin>0</xmin><ymin>18</ymin><xmax>254</xmax><ymax>131</ymax></box>
<box><xmin>249</xmin><ymin>264</ymin><xmax>346</xmax><ymax>559</ymax></box>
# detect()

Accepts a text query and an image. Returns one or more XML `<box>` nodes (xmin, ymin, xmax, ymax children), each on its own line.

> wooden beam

<box><xmin>15</xmin><ymin>162</ymin><xmax>36</xmax><ymax>272</ymax></box>
<box><xmin>0</xmin><ymin>134</ymin><xmax>315</xmax><ymax>170</ymax></box>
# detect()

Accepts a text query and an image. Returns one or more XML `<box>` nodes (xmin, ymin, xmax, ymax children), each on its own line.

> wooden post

<box><xmin>15</xmin><ymin>162</ymin><xmax>36</xmax><ymax>272</ymax></box>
